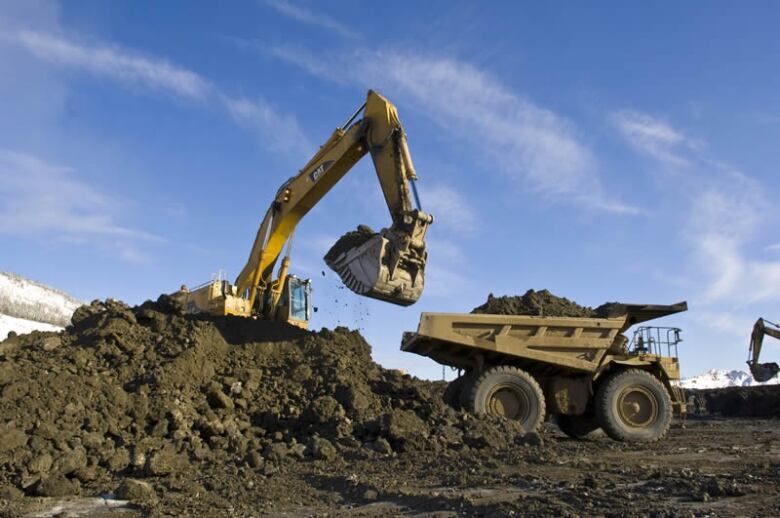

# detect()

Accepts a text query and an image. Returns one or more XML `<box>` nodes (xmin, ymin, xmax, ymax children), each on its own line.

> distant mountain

<box><xmin>0</xmin><ymin>272</ymin><xmax>83</xmax><ymax>340</ymax></box>
<box><xmin>680</xmin><ymin>369</ymin><xmax>780</xmax><ymax>389</ymax></box>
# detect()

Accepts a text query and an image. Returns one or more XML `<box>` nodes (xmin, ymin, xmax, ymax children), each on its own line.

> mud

<box><xmin>0</xmin><ymin>296</ymin><xmax>531</xmax><ymax>515</ymax></box>
<box><xmin>324</xmin><ymin>225</ymin><xmax>376</xmax><ymax>262</ymax></box>
<box><xmin>1</xmin><ymin>296</ymin><xmax>779</xmax><ymax>516</ymax></box>
<box><xmin>472</xmin><ymin>289</ymin><xmax>618</xmax><ymax>318</ymax></box>
<box><xmin>2</xmin><ymin>417</ymin><xmax>778</xmax><ymax>517</ymax></box>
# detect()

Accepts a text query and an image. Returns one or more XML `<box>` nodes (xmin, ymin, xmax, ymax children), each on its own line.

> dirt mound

<box><xmin>0</xmin><ymin>296</ymin><xmax>533</xmax><ymax>503</ymax></box>
<box><xmin>687</xmin><ymin>385</ymin><xmax>780</xmax><ymax>417</ymax></box>
<box><xmin>471</xmin><ymin>290</ymin><xmax>621</xmax><ymax>318</ymax></box>
<box><xmin>473</xmin><ymin>290</ymin><xmax>587</xmax><ymax>317</ymax></box>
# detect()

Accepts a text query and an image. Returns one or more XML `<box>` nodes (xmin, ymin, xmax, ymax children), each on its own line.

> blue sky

<box><xmin>1</xmin><ymin>1</ymin><xmax>779</xmax><ymax>379</ymax></box>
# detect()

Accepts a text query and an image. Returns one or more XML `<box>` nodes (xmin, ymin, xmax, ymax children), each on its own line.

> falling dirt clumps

<box><xmin>472</xmin><ymin>289</ymin><xmax>618</xmax><ymax>318</ymax></box>
<box><xmin>0</xmin><ymin>296</ymin><xmax>533</xmax><ymax>501</ymax></box>
<box><xmin>324</xmin><ymin>225</ymin><xmax>376</xmax><ymax>263</ymax></box>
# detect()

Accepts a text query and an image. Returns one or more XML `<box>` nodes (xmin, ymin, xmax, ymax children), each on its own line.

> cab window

<box><xmin>289</xmin><ymin>280</ymin><xmax>309</xmax><ymax>321</ymax></box>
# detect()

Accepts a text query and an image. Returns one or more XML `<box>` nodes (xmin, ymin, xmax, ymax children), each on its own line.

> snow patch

<box><xmin>0</xmin><ymin>272</ymin><xmax>82</xmax><ymax>326</ymax></box>
<box><xmin>0</xmin><ymin>313</ymin><xmax>62</xmax><ymax>340</ymax></box>
<box><xmin>680</xmin><ymin>368</ymin><xmax>780</xmax><ymax>389</ymax></box>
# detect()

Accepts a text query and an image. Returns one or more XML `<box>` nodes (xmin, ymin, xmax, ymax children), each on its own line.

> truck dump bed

<box><xmin>402</xmin><ymin>302</ymin><xmax>687</xmax><ymax>374</ymax></box>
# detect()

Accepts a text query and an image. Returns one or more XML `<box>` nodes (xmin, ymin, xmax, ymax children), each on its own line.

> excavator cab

<box><xmin>274</xmin><ymin>276</ymin><xmax>312</xmax><ymax>329</ymax></box>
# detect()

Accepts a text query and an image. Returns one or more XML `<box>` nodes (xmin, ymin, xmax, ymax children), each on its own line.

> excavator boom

<box><xmin>234</xmin><ymin>90</ymin><xmax>432</xmax><ymax>312</ymax></box>
<box><xmin>747</xmin><ymin>318</ymin><xmax>780</xmax><ymax>382</ymax></box>
<box><xmin>174</xmin><ymin>90</ymin><xmax>433</xmax><ymax>327</ymax></box>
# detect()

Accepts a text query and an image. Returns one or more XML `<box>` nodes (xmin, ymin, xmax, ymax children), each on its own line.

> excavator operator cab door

<box><xmin>284</xmin><ymin>276</ymin><xmax>312</xmax><ymax>329</ymax></box>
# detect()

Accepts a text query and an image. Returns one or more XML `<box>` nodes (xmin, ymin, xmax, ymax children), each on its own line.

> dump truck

<box><xmin>402</xmin><ymin>302</ymin><xmax>688</xmax><ymax>442</ymax></box>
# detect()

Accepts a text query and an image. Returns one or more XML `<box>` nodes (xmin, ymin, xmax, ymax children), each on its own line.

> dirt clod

<box><xmin>115</xmin><ymin>479</ymin><xmax>156</xmax><ymax>503</ymax></box>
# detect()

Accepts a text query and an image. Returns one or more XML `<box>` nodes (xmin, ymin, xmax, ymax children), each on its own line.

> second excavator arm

<box><xmin>747</xmin><ymin>317</ymin><xmax>780</xmax><ymax>382</ymax></box>
<box><xmin>234</xmin><ymin>90</ymin><xmax>433</xmax><ymax>318</ymax></box>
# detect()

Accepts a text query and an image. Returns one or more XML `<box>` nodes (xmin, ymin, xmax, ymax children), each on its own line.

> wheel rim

<box><xmin>617</xmin><ymin>386</ymin><xmax>658</xmax><ymax>428</ymax></box>
<box><xmin>487</xmin><ymin>384</ymin><xmax>531</xmax><ymax>421</ymax></box>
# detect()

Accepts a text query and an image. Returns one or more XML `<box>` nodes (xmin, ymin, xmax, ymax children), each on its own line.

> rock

<box><xmin>518</xmin><ymin>432</ymin><xmax>544</xmax><ymax>447</ymax></box>
<box><xmin>370</xmin><ymin>438</ymin><xmax>393</xmax><ymax>455</ymax></box>
<box><xmin>71</xmin><ymin>302</ymin><xmax>105</xmax><ymax>326</ymax></box>
<box><xmin>246</xmin><ymin>451</ymin><xmax>265</xmax><ymax>469</ymax></box>
<box><xmin>0</xmin><ymin>425</ymin><xmax>27</xmax><ymax>451</ymax></box>
<box><xmin>35</xmin><ymin>475</ymin><xmax>81</xmax><ymax>497</ymax></box>
<box><xmin>290</xmin><ymin>443</ymin><xmax>307</xmax><ymax>460</ymax></box>
<box><xmin>207</xmin><ymin>387</ymin><xmax>235</xmax><ymax>410</ymax></box>
<box><xmin>362</xmin><ymin>488</ymin><xmax>379</xmax><ymax>501</ymax></box>
<box><xmin>115</xmin><ymin>479</ymin><xmax>157</xmax><ymax>503</ymax></box>
<box><xmin>37</xmin><ymin>335</ymin><xmax>62</xmax><ymax>351</ymax></box>
<box><xmin>27</xmin><ymin>453</ymin><xmax>54</xmax><ymax>474</ymax></box>
<box><xmin>308</xmin><ymin>437</ymin><xmax>337</xmax><ymax>460</ymax></box>
<box><xmin>54</xmin><ymin>447</ymin><xmax>88</xmax><ymax>475</ymax></box>
<box><xmin>380</xmin><ymin>409</ymin><xmax>429</xmax><ymax>451</ymax></box>
<box><xmin>302</xmin><ymin>395</ymin><xmax>344</xmax><ymax>425</ymax></box>
<box><xmin>145</xmin><ymin>448</ymin><xmax>188</xmax><ymax>476</ymax></box>
<box><xmin>107</xmin><ymin>447</ymin><xmax>131</xmax><ymax>471</ymax></box>
<box><xmin>0</xmin><ymin>483</ymin><xmax>23</xmax><ymax>500</ymax></box>
<box><xmin>262</xmin><ymin>442</ymin><xmax>289</xmax><ymax>462</ymax></box>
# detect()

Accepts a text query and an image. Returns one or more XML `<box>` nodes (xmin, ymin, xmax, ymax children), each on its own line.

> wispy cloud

<box><xmin>0</xmin><ymin>149</ymin><xmax>160</xmax><ymax>261</ymax></box>
<box><xmin>272</xmin><ymin>47</ymin><xmax>638</xmax><ymax>215</ymax></box>
<box><xmin>263</xmin><ymin>0</ymin><xmax>359</xmax><ymax>39</ymax></box>
<box><xmin>221</xmin><ymin>95</ymin><xmax>311</xmax><ymax>154</ymax></box>
<box><xmin>684</xmin><ymin>162</ymin><xmax>780</xmax><ymax>305</ymax></box>
<box><xmin>17</xmin><ymin>30</ymin><xmax>212</xmax><ymax>100</ymax></box>
<box><xmin>612</xmin><ymin>110</ymin><xmax>702</xmax><ymax>167</ymax></box>
<box><xmin>767</xmin><ymin>243</ymin><xmax>780</xmax><ymax>252</ymax></box>
<box><xmin>421</xmin><ymin>184</ymin><xmax>477</xmax><ymax>234</ymax></box>
<box><xmin>13</xmin><ymin>30</ymin><xmax>309</xmax><ymax>155</ymax></box>
<box><xmin>613</xmin><ymin>109</ymin><xmax>780</xmax><ymax>308</ymax></box>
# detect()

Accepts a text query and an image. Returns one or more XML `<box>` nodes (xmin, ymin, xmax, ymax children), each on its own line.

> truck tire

<box><xmin>467</xmin><ymin>366</ymin><xmax>545</xmax><ymax>432</ymax></box>
<box><xmin>595</xmin><ymin>369</ymin><xmax>672</xmax><ymax>442</ymax></box>
<box><xmin>556</xmin><ymin>414</ymin><xmax>600</xmax><ymax>439</ymax></box>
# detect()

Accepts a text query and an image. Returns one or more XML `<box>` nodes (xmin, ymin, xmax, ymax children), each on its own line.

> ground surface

<box><xmin>3</xmin><ymin>416</ymin><xmax>778</xmax><ymax>517</ymax></box>
<box><xmin>1</xmin><ymin>294</ymin><xmax>778</xmax><ymax>517</ymax></box>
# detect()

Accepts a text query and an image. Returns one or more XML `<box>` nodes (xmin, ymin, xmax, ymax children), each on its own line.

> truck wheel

<box><xmin>595</xmin><ymin>369</ymin><xmax>672</xmax><ymax>442</ymax></box>
<box><xmin>556</xmin><ymin>414</ymin><xmax>600</xmax><ymax>439</ymax></box>
<box><xmin>442</xmin><ymin>376</ymin><xmax>466</xmax><ymax>409</ymax></box>
<box><xmin>467</xmin><ymin>366</ymin><xmax>545</xmax><ymax>432</ymax></box>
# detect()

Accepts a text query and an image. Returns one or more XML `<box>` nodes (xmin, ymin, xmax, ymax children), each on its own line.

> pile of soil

<box><xmin>472</xmin><ymin>289</ymin><xmax>618</xmax><ymax>318</ymax></box>
<box><xmin>324</xmin><ymin>225</ymin><xmax>376</xmax><ymax>263</ymax></box>
<box><xmin>0</xmin><ymin>296</ymin><xmax>533</xmax><ymax>506</ymax></box>
<box><xmin>687</xmin><ymin>385</ymin><xmax>780</xmax><ymax>417</ymax></box>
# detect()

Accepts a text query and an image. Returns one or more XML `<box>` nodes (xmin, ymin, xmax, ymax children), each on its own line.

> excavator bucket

<box><xmin>749</xmin><ymin>361</ymin><xmax>780</xmax><ymax>383</ymax></box>
<box><xmin>324</xmin><ymin>226</ymin><xmax>426</xmax><ymax>306</ymax></box>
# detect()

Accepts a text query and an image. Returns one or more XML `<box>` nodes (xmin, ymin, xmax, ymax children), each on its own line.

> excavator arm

<box><xmin>233</xmin><ymin>90</ymin><xmax>432</xmax><ymax>318</ymax></box>
<box><xmin>747</xmin><ymin>318</ymin><xmax>780</xmax><ymax>382</ymax></box>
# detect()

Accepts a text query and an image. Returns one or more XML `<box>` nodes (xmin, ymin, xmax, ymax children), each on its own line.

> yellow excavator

<box><xmin>747</xmin><ymin>318</ymin><xmax>780</xmax><ymax>382</ymax></box>
<box><xmin>174</xmin><ymin>90</ymin><xmax>433</xmax><ymax>328</ymax></box>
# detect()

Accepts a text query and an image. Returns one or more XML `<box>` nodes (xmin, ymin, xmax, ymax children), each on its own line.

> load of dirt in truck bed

<box><xmin>0</xmin><ymin>296</ymin><xmax>533</xmax><ymax>507</ymax></box>
<box><xmin>472</xmin><ymin>289</ymin><xmax>618</xmax><ymax>318</ymax></box>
